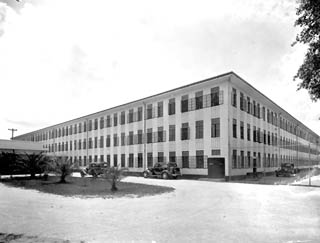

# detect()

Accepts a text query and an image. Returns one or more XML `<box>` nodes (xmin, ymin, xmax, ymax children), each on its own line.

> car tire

<box><xmin>143</xmin><ymin>171</ymin><xmax>149</xmax><ymax>178</ymax></box>
<box><xmin>162</xmin><ymin>172</ymin><xmax>169</xmax><ymax>180</ymax></box>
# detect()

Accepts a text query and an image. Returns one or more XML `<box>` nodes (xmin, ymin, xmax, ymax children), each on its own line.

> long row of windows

<box><xmin>47</xmin><ymin>119</ymin><xmax>221</xmax><ymax>152</ymax></box>
<box><xmin>231</xmin><ymin>88</ymin><xmax>318</xmax><ymax>143</ymax></box>
<box><xmin>71</xmin><ymin>150</ymin><xmax>207</xmax><ymax>169</ymax></box>
<box><xmin>27</xmin><ymin>87</ymin><xmax>223</xmax><ymax>143</ymax></box>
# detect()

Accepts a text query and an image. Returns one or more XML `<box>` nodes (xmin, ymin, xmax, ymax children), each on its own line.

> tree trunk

<box><xmin>111</xmin><ymin>179</ymin><xmax>118</xmax><ymax>191</ymax></box>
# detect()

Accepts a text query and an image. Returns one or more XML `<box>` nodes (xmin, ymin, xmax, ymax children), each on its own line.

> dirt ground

<box><xmin>0</xmin><ymin>176</ymin><xmax>320</xmax><ymax>243</ymax></box>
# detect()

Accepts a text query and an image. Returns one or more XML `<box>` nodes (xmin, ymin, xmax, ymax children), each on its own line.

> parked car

<box><xmin>85</xmin><ymin>162</ymin><xmax>109</xmax><ymax>177</ymax></box>
<box><xmin>143</xmin><ymin>162</ymin><xmax>181</xmax><ymax>179</ymax></box>
<box><xmin>275</xmin><ymin>163</ymin><xmax>298</xmax><ymax>177</ymax></box>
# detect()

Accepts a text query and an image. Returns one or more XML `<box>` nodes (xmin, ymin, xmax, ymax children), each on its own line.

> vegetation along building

<box><xmin>13</xmin><ymin>72</ymin><xmax>320</xmax><ymax>179</ymax></box>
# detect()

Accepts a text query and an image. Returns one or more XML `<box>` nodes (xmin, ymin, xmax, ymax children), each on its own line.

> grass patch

<box><xmin>0</xmin><ymin>176</ymin><xmax>174</xmax><ymax>198</ymax></box>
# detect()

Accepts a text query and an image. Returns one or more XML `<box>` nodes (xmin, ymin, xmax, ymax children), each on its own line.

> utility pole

<box><xmin>8</xmin><ymin>128</ymin><xmax>17</xmax><ymax>139</ymax></box>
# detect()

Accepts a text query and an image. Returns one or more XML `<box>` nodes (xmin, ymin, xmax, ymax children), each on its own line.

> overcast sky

<box><xmin>0</xmin><ymin>0</ymin><xmax>319</xmax><ymax>139</ymax></box>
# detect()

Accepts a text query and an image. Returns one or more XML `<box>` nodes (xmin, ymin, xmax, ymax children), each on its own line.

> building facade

<box><xmin>13</xmin><ymin>72</ymin><xmax>320</xmax><ymax>179</ymax></box>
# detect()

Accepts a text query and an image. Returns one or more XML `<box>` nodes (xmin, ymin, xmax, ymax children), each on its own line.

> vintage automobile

<box><xmin>143</xmin><ymin>162</ymin><xmax>181</xmax><ymax>179</ymax></box>
<box><xmin>85</xmin><ymin>162</ymin><xmax>109</xmax><ymax>177</ymax></box>
<box><xmin>275</xmin><ymin>163</ymin><xmax>298</xmax><ymax>177</ymax></box>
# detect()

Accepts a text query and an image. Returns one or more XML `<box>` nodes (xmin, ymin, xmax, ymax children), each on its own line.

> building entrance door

<box><xmin>207</xmin><ymin>158</ymin><xmax>225</xmax><ymax>178</ymax></box>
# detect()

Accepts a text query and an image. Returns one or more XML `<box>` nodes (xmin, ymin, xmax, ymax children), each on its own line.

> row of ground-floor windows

<box><xmin>68</xmin><ymin>150</ymin><xmax>207</xmax><ymax>169</ymax></box>
<box><xmin>232</xmin><ymin>150</ymin><xmax>319</xmax><ymax>169</ymax></box>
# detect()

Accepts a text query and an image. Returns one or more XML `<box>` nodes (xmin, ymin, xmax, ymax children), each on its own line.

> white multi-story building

<box><xmin>14</xmin><ymin>72</ymin><xmax>320</xmax><ymax>179</ymax></box>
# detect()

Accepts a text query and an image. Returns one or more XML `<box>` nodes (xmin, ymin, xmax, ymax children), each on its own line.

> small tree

<box><xmin>53</xmin><ymin>157</ymin><xmax>74</xmax><ymax>183</ymax></box>
<box><xmin>17</xmin><ymin>152</ymin><xmax>48</xmax><ymax>179</ymax></box>
<box><xmin>103</xmin><ymin>166</ymin><xmax>127</xmax><ymax>192</ymax></box>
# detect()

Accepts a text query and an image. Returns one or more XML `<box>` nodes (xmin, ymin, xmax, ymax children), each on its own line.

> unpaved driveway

<box><xmin>0</xmin><ymin>177</ymin><xmax>319</xmax><ymax>243</ymax></box>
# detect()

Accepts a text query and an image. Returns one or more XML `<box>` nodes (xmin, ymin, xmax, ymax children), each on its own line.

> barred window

<box><xmin>168</xmin><ymin>98</ymin><xmax>175</xmax><ymax>115</ymax></box>
<box><xmin>182</xmin><ymin>151</ymin><xmax>189</xmax><ymax>168</ymax></box>
<box><xmin>158</xmin><ymin>127</ymin><xmax>164</xmax><ymax>142</ymax></box>
<box><xmin>211</xmin><ymin>87</ymin><xmax>219</xmax><ymax>106</ymax></box>
<box><xmin>195</xmin><ymin>91</ymin><xmax>203</xmax><ymax>110</ymax></box>
<box><xmin>211</xmin><ymin>118</ymin><xmax>220</xmax><ymax>138</ymax></box>
<box><xmin>169</xmin><ymin>125</ymin><xmax>175</xmax><ymax>141</ymax></box>
<box><xmin>195</xmin><ymin>120</ymin><xmax>204</xmax><ymax>139</ymax></box>
<box><xmin>169</xmin><ymin>151</ymin><xmax>176</xmax><ymax>163</ymax></box>
<box><xmin>196</xmin><ymin>150</ymin><xmax>204</xmax><ymax>168</ymax></box>
<box><xmin>181</xmin><ymin>95</ymin><xmax>188</xmax><ymax>113</ymax></box>
<box><xmin>181</xmin><ymin>122</ymin><xmax>189</xmax><ymax>140</ymax></box>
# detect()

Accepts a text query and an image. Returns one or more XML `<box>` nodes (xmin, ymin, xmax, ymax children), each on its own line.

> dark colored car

<box><xmin>85</xmin><ymin>162</ymin><xmax>109</xmax><ymax>177</ymax></box>
<box><xmin>275</xmin><ymin>163</ymin><xmax>298</xmax><ymax>177</ymax></box>
<box><xmin>143</xmin><ymin>162</ymin><xmax>181</xmax><ymax>179</ymax></box>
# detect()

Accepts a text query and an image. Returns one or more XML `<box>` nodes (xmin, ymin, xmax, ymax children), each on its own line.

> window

<box><xmin>129</xmin><ymin>154</ymin><xmax>134</xmax><ymax>167</ymax></box>
<box><xmin>121</xmin><ymin>132</ymin><xmax>126</xmax><ymax>146</ymax></box>
<box><xmin>70</xmin><ymin>140</ymin><xmax>73</xmax><ymax>151</ymax></box>
<box><xmin>83</xmin><ymin>121</ymin><xmax>87</xmax><ymax>132</ymax></box>
<box><xmin>94</xmin><ymin>137</ymin><xmax>97</xmax><ymax>148</ymax></box>
<box><xmin>147</xmin><ymin>104</ymin><xmax>153</xmax><ymax>119</ymax></box>
<box><xmin>264</xmin><ymin>130</ymin><xmax>266</xmax><ymax>144</ymax></box>
<box><xmin>88</xmin><ymin>120</ymin><xmax>92</xmax><ymax>131</ymax></box>
<box><xmin>240</xmin><ymin>121</ymin><xmax>244</xmax><ymax>139</ymax></box>
<box><xmin>257</xmin><ymin>128</ymin><xmax>261</xmax><ymax>143</ymax></box>
<box><xmin>94</xmin><ymin>119</ymin><xmax>98</xmax><ymax>130</ymax></box>
<box><xmin>120</xmin><ymin>111</ymin><xmax>126</xmax><ymax>125</ymax></box>
<box><xmin>233</xmin><ymin>119</ymin><xmax>237</xmax><ymax>138</ymax></box>
<box><xmin>147</xmin><ymin>128</ymin><xmax>153</xmax><ymax>143</ymax></box>
<box><xmin>212</xmin><ymin>149</ymin><xmax>221</xmax><ymax>156</ymax></box>
<box><xmin>157</xmin><ymin>101</ymin><xmax>163</xmax><ymax>117</ymax></box>
<box><xmin>78</xmin><ymin>123</ymin><xmax>82</xmax><ymax>133</ymax></box>
<box><xmin>240</xmin><ymin>151</ymin><xmax>244</xmax><ymax>168</ymax></box>
<box><xmin>257</xmin><ymin>103</ymin><xmax>260</xmax><ymax>118</ymax></box>
<box><xmin>121</xmin><ymin>154</ymin><xmax>126</xmax><ymax>167</ymax></box>
<box><xmin>181</xmin><ymin>122</ymin><xmax>189</xmax><ymax>140</ymax></box>
<box><xmin>106</xmin><ymin>135</ymin><xmax>110</xmax><ymax>147</ymax></box>
<box><xmin>158</xmin><ymin>127</ymin><xmax>164</xmax><ymax>142</ymax></box>
<box><xmin>262</xmin><ymin>107</ymin><xmax>266</xmax><ymax>121</ymax></box>
<box><xmin>129</xmin><ymin>131</ymin><xmax>134</xmax><ymax>145</ymax></box>
<box><xmin>113</xmin><ymin>113</ymin><xmax>118</xmax><ymax>126</ymax></box>
<box><xmin>169</xmin><ymin>125</ymin><xmax>175</xmax><ymax>141</ymax></box>
<box><xmin>240</xmin><ymin>92</ymin><xmax>244</xmax><ymax>110</ymax></box>
<box><xmin>211</xmin><ymin>118</ymin><xmax>220</xmax><ymax>137</ymax></box>
<box><xmin>128</xmin><ymin>109</ymin><xmax>134</xmax><ymax>123</ymax></box>
<box><xmin>268</xmin><ymin>132</ymin><xmax>271</xmax><ymax>145</ymax></box>
<box><xmin>88</xmin><ymin>156</ymin><xmax>92</xmax><ymax>163</ymax></box>
<box><xmin>247</xmin><ymin>124</ymin><xmax>251</xmax><ymax>141</ymax></box>
<box><xmin>181</xmin><ymin>95</ymin><xmax>188</xmax><ymax>113</ymax></box>
<box><xmin>94</xmin><ymin>155</ymin><xmax>98</xmax><ymax>162</ymax></box>
<box><xmin>247</xmin><ymin>151</ymin><xmax>251</xmax><ymax>168</ymax></box>
<box><xmin>74</xmin><ymin>125</ymin><xmax>77</xmax><ymax>134</ymax></box>
<box><xmin>169</xmin><ymin>151</ymin><xmax>176</xmax><ymax>162</ymax></box>
<box><xmin>83</xmin><ymin>139</ymin><xmax>86</xmax><ymax>150</ymax></box>
<box><xmin>195</xmin><ymin>91</ymin><xmax>203</xmax><ymax>110</ymax></box>
<box><xmin>168</xmin><ymin>98</ymin><xmax>175</xmax><ymax>115</ymax></box>
<box><xmin>232</xmin><ymin>150</ymin><xmax>237</xmax><ymax>168</ymax></box>
<box><xmin>62</xmin><ymin>128</ymin><xmax>65</xmax><ymax>137</ymax></box>
<box><xmin>182</xmin><ymin>151</ymin><xmax>189</xmax><ymax>168</ymax></box>
<box><xmin>84</xmin><ymin>156</ymin><xmax>87</xmax><ymax>166</ymax></box>
<box><xmin>138</xmin><ymin>153</ymin><xmax>143</xmax><ymax>168</ymax></box>
<box><xmin>137</xmin><ymin>130</ymin><xmax>143</xmax><ymax>144</ymax></box>
<box><xmin>253</xmin><ymin>101</ymin><xmax>256</xmax><ymax>116</ymax></box>
<box><xmin>74</xmin><ymin>140</ymin><xmax>77</xmax><ymax>150</ymax></box>
<box><xmin>113</xmin><ymin>134</ymin><xmax>118</xmax><ymax>147</ymax></box>
<box><xmin>69</xmin><ymin>126</ymin><xmax>73</xmax><ymax>135</ymax></box>
<box><xmin>147</xmin><ymin>153</ymin><xmax>153</xmax><ymax>167</ymax></box>
<box><xmin>137</xmin><ymin>107</ymin><xmax>143</xmax><ymax>121</ymax></box>
<box><xmin>211</xmin><ymin>87</ymin><xmax>219</xmax><ymax>106</ymax></box>
<box><xmin>231</xmin><ymin>88</ymin><xmax>237</xmax><ymax>107</ymax></box>
<box><xmin>253</xmin><ymin>126</ymin><xmax>257</xmax><ymax>142</ymax></box>
<box><xmin>247</xmin><ymin>97</ymin><xmax>251</xmax><ymax>114</ymax></box>
<box><xmin>78</xmin><ymin>140</ymin><xmax>82</xmax><ymax>150</ymax></box>
<box><xmin>106</xmin><ymin>115</ymin><xmax>111</xmax><ymax>127</ymax></box>
<box><xmin>107</xmin><ymin>155</ymin><xmax>110</xmax><ymax>165</ymax></box>
<box><xmin>100</xmin><ymin>136</ymin><xmax>104</xmax><ymax>148</ymax></box>
<box><xmin>100</xmin><ymin>117</ymin><xmax>104</xmax><ymax>129</ymax></box>
<box><xmin>158</xmin><ymin>152</ymin><xmax>164</xmax><ymax>163</ymax></box>
<box><xmin>88</xmin><ymin>138</ymin><xmax>92</xmax><ymax>149</ymax></box>
<box><xmin>113</xmin><ymin>154</ymin><xmax>118</xmax><ymax>167</ymax></box>
<box><xmin>195</xmin><ymin>120</ymin><xmax>204</xmax><ymax>139</ymax></box>
<box><xmin>100</xmin><ymin>155</ymin><xmax>104</xmax><ymax>163</ymax></box>
<box><xmin>196</xmin><ymin>150</ymin><xmax>204</xmax><ymax>168</ymax></box>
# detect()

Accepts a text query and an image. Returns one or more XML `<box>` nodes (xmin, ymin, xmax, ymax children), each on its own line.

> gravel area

<box><xmin>1</xmin><ymin>176</ymin><xmax>320</xmax><ymax>242</ymax></box>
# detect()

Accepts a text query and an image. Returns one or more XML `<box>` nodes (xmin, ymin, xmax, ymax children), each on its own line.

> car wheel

<box><xmin>143</xmin><ymin>171</ymin><xmax>149</xmax><ymax>178</ymax></box>
<box><xmin>162</xmin><ymin>172</ymin><xmax>169</xmax><ymax>179</ymax></box>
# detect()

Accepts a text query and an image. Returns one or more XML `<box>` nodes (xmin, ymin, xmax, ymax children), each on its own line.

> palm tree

<box><xmin>17</xmin><ymin>152</ymin><xmax>48</xmax><ymax>179</ymax></box>
<box><xmin>0</xmin><ymin>152</ymin><xmax>19</xmax><ymax>177</ymax></box>
<box><xmin>53</xmin><ymin>157</ymin><xmax>74</xmax><ymax>183</ymax></box>
<box><xmin>103</xmin><ymin>166</ymin><xmax>128</xmax><ymax>191</ymax></box>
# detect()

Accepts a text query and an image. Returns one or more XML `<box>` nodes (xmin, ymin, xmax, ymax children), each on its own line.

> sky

<box><xmin>0</xmin><ymin>0</ymin><xmax>319</xmax><ymax>139</ymax></box>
